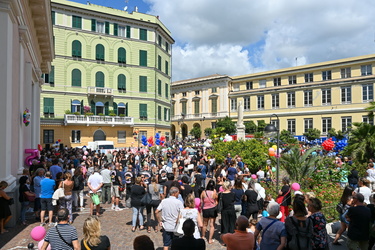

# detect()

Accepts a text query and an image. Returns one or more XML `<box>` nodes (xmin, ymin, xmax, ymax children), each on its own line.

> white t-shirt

<box><xmin>257</xmin><ymin>170</ymin><xmax>265</xmax><ymax>179</ymax></box>
<box><xmin>366</xmin><ymin>168</ymin><xmax>375</xmax><ymax>182</ymax></box>
<box><xmin>88</xmin><ymin>172</ymin><xmax>104</xmax><ymax>193</ymax></box>
<box><xmin>356</xmin><ymin>186</ymin><xmax>372</xmax><ymax>204</ymax></box>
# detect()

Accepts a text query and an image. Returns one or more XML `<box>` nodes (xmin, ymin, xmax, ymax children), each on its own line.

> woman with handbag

<box><xmin>146</xmin><ymin>176</ymin><xmax>161</xmax><ymax>233</ymax></box>
<box><xmin>278</xmin><ymin>176</ymin><xmax>292</xmax><ymax>222</ymax></box>
<box><xmin>245</xmin><ymin>179</ymin><xmax>259</xmax><ymax>220</ymax></box>
<box><xmin>176</xmin><ymin>193</ymin><xmax>203</xmax><ymax>239</ymax></box>
<box><xmin>131</xmin><ymin>176</ymin><xmax>146</xmax><ymax>232</ymax></box>
<box><xmin>200</xmin><ymin>180</ymin><xmax>217</xmax><ymax>244</ymax></box>
<box><xmin>219</xmin><ymin>181</ymin><xmax>236</xmax><ymax>235</ymax></box>
<box><xmin>19</xmin><ymin>176</ymin><xmax>35</xmax><ymax>225</ymax></box>
<box><xmin>58</xmin><ymin>172</ymin><xmax>74</xmax><ymax>223</ymax></box>
<box><xmin>72</xmin><ymin>167</ymin><xmax>85</xmax><ymax>212</ymax></box>
<box><xmin>0</xmin><ymin>181</ymin><xmax>12</xmax><ymax>234</ymax></box>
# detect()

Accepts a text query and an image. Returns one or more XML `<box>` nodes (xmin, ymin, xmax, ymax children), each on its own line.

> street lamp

<box><xmin>264</xmin><ymin>114</ymin><xmax>280</xmax><ymax>193</ymax></box>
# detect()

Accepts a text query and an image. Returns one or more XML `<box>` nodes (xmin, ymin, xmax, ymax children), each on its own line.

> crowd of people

<box><xmin>1</xmin><ymin>143</ymin><xmax>375</xmax><ymax>249</ymax></box>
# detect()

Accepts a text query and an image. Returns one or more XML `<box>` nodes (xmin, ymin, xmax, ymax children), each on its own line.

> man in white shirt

<box><xmin>100</xmin><ymin>164</ymin><xmax>112</xmax><ymax>204</ymax></box>
<box><xmin>256</xmin><ymin>167</ymin><xmax>265</xmax><ymax>182</ymax></box>
<box><xmin>88</xmin><ymin>168</ymin><xmax>103</xmax><ymax>216</ymax></box>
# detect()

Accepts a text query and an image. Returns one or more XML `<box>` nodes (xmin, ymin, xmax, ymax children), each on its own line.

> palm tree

<box><xmin>344</xmin><ymin>122</ymin><xmax>375</xmax><ymax>163</ymax></box>
<box><xmin>365</xmin><ymin>101</ymin><xmax>375</xmax><ymax>119</ymax></box>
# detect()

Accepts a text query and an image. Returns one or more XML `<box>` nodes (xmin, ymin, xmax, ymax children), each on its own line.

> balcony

<box><xmin>64</xmin><ymin>114</ymin><xmax>134</xmax><ymax>126</ymax></box>
<box><xmin>87</xmin><ymin>87</ymin><xmax>113</xmax><ymax>97</ymax></box>
<box><xmin>171</xmin><ymin>112</ymin><xmax>227</xmax><ymax>121</ymax></box>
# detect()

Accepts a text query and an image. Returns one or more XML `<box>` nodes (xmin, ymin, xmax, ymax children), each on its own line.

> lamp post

<box><xmin>264</xmin><ymin>114</ymin><xmax>280</xmax><ymax>193</ymax></box>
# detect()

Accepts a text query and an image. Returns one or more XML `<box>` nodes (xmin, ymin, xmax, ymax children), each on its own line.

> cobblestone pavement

<box><xmin>1</xmin><ymin>197</ymin><xmax>347</xmax><ymax>250</ymax></box>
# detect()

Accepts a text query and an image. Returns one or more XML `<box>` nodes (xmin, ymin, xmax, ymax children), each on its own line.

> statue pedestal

<box><xmin>237</xmin><ymin>125</ymin><xmax>245</xmax><ymax>141</ymax></box>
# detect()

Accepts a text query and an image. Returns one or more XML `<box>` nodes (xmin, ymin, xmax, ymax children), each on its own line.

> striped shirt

<box><xmin>44</xmin><ymin>224</ymin><xmax>78</xmax><ymax>250</ymax></box>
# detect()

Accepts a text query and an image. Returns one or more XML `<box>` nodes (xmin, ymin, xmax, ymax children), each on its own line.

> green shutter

<box><xmin>104</xmin><ymin>102</ymin><xmax>109</xmax><ymax>115</ymax></box>
<box><xmin>140</xmin><ymin>28</ymin><xmax>147</xmax><ymax>40</ymax></box>
<box><xmin>91</xmin><ymin>19</ymin><xmax>96</xmax><ymax>31</ymax></box>
<box><xmin>52</xmin><ymin>11</ymin><xmax>55</xmax><ymax>25</ymax></box>
<box><xmin>49</xmin><ymin>66</ymin><xmax>55</xmax><ymax>84</ymax></box>
<box><xmin>165</xmin><ymin>83</ymin><xmax>169</xmax><ymax>97</ymax></box>
<box><xmin>158</xmin><ymin>80</ymin><xmax>162</xmax><ymax>95</ymax></box>
<box><xmin>96</xmin><ymin>44</ymin><xmax>104</xmax><ymax>61</ymax></box>
<box><xmin>96</xmin><ymin>72</ymin><xmax>104</xmax><ymax>87</ymax></box>
<box><xmin>118</xmin><ymin>48</ymin><xmax>126</xmax><ymax>63</ymax></box>
<box><xmin>118</xmin><ymin>74</ymin><xmax>126</xmax><ymax>90</ymax></box>
<box><xmin>114</xmin><ymin>23</ymin><xmax>118</xmax><ymax>36</ymax></box>
<box><xmin>126</xmin><ymin>26</ymin><xmax>131</xmax><ymax>38</ymax></box>
<box><xmin>81</xmin><ymin>100</ymin><xmax>84</xmax><ymax>114</ymax></box>
<box><xmin>113</xmin><ymin>102</ymin><xmax>118</xmax><ymax>115</ymax></box>
<box><xmin>165</xmin><ymin>61</ymin><xmax>169</xmax><ymax>75</ymax></box>
<box><xmin>158</xmin><ymin>55</ymin><xmax>162</xmax><ymax>70</ymax></box>
<box><xmin>72</xmin><ymin>40</ymin><xmax>81</xmax><ymax>57</ymax></box>
<box><xmin>139</xmin><ymin>76</ymin><xmax>147</xmax><ymax>92</ymax></box>
<box><xmin>139</xmin><ymin>50</ymin><xmax>147</xmax><ymax>66</ymax></box>
<box><xmin>140</xmin><ymin>104</ymin><xmax>147</xmax><ymax>118</ymax></box>
<box><xmin>70</xmin><ymin>99</ymin><xmax>73</xmax><ymax>112</ymax></box>
<box><xmin>164</xmin><ymin>108</ymin><xmax>167</xmax><ymax>121</ymax></box>
<box><xmin>72</xmin><ymin>16</ymin><xmax>81</xmax><ymax>29</ymax></box>
<box><xmin>158</xmin><ymin>106</ymin><xmax>161</xmax><ymax>120</ymax></box>
<box><xmin>125</xmin><ymin>103</ymin><xmax>128</xmax><ymax>116</ymax></box>
<box><xmin>105</xmin><ymin>22</ymin><xmax>110</xmax><ymax>34</ymax></box>
<box><xmin>43</xmin><ymin>98</ymin><xmax>48</xmax><ymax>113</ymax></box>
<box><xmin>72</xmin><ymin>69</ymin><xmax>81</xmax><ymax>87</ymax></box>
<box><xmin>90</xmin><ymin>100</ymin><xmax>95</xmax><ymax>115</ymax></box>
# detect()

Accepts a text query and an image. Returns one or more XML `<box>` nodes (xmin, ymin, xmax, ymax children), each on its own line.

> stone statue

<box><xmin>237</xmin><ymin>101</ymin><xmax>244</xmax><ymax>126</ymax></box>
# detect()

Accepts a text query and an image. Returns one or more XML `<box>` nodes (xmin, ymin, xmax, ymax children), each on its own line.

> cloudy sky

<box><xmin>72</xmin><ymin>0</ymin><xmax>375</xmax><ymax>81</ymax></box>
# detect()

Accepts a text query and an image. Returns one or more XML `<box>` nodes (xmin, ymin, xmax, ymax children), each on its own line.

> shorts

<box><xmin>111</xmin><ymin>185</ymin><xmax>120</xmax><ymax>198</ymax></box>
<box><xmin>162</xmin><ymin>230</ymin><xmax>176</xmax><ymax>247</ymax></box>
<box><xmin>34</xmin><ymin>198</ymin><xmax>41</xmax><ymax>211</ymax></box>
<box><xmin>40</xmin><ymin>198</ymin><xmax>53</xmax><ymax>211</ymax></box>
<box><xmin>202</xmin><ymin>207</ymin><xmax>218</xmax><ymax>218</ymax></box>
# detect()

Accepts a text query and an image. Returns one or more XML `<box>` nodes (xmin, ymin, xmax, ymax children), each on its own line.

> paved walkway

<box><xmin>1</xmin><ymin>202</ymin><xmax>348</xmax><ymax>250</ymax></box>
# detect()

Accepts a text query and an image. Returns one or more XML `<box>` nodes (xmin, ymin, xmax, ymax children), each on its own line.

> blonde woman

<box><xmin>182</xmin><ymin>193</ymin><xmax>203</xmax><ymax>239</ymax></box>
<box><xmin>146</xmin><ymin>176</ymin><xmax>161</xmax><ymax>233</ymax></box>
<box><xmin>59</xmin><ymin>172</ymin><xmax>74</xmax><ymax>223</ymax></box>
<box><xmin>81</xmin><ymin>216</ymin><xmax>110</xmax><ymax>250</ymax></box>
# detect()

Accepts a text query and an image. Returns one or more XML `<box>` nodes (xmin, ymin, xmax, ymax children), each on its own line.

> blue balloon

<box><xmin>156</xmin><ymin>139</ymin><xmax>160</xmax><ymax>145</ymax></box>
<box><xmin>155</xmin><ymin>133</ymin><xmax>160</xmax><ymax>139</ymax></box>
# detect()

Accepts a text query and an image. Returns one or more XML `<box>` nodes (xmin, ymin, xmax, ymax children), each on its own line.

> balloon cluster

<box><xmin>154</xmin><ymin>133</ymin><xmax>166</xmax><ymax>146</ymax></box>
<box><xmin>334</xmin><ymin>140</ymin><xmax>348</xmax><ymax>151</ymax></box>
<box><xmin>322</xmin><ymin>138</ymin><xmax>335</xmax><ymax>151</ymax></box>
<box><xmin>268</xmin><ymin>145</ymin><xmax>281</xmax><ymax>158</ymax></box>
<box><xmin>141</xmin><ymin>135</ymin><xmax>148</xmax><ymax>146</ymax></box>
<box><xmin>147</xmin><ymin>136</ymin><xmax>154</xmax><ymax>147</ymax></box>
<box><xmin>30</xmin><ymin>226</ymin><xmax>51</xmax><ymax>250</ymax></box>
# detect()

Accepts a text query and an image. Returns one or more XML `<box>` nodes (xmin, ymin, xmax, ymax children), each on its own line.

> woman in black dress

<box><xmin>219</xmin><ymin>181</ymin><xmax>236</xmax><ymax>234</ymax></box>
<box><xmin>131</xmin><ymin>177</ymin><xmax>146</xmax><ymax>232</ymax></box>
<box><xmin>0</xmin><ymin>181</ymin><xmax>12</xmax><ymax>234</ymax></box>
<box><xmin>245</xmin><ymin>179</ymin><xmax>259</xmax><ymax>220</ymax></box>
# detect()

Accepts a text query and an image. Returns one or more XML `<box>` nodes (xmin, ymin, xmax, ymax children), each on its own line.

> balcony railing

<box><xmin>64</xmin><ymin>114</ymin><xmax>133</xmax><ymax>126</ymax></box>
<box><xmin>87</xmin><ymin>87</ymin><xmax>113</xmax><ymax>97</ymax></box>
<box><xmin>171</xmin><ymin>112</ymin><xmax>228</xmax><ymax>121</ymax></box>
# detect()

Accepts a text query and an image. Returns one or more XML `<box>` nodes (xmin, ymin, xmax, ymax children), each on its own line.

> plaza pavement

<box><xmin>1</xmin><ymin>200</ymin><xmax>347</xmax><ymax>250</ymax></box>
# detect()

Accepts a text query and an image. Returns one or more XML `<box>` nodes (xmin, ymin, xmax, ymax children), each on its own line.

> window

<box><xmin>361</xmin><ymin>64</ymin><xmax>372</xmax><ymax>76</ymax></box>
<box><xmin>43</xmin><ymin>98</ymin><xmax>54</xmax><ymax>115</ymax></box>
<box><xmin>158</xmin><ymin>80</ymin><xmax>162</xmax><ymax>96</ymax></box>
<box><xmin>211</xmin><ymin>98</ymin><xmax>217</xmax><ymax>114</ymax></box>
<box><xmin>233</xmin><ymin>83</ymin><xmax>239</xmax><ymax>91</ymax></box>
<box><xmin>72</xmin><ymin>40</ymin><xmax>82</xmax><ymax>58</ymax></box>
<box><xmin>43</xmin><ymin>130</ymin><xmax>54</xmax><ymax>144</ymax></box>
<box><xmin>95</xmin><ymin>44</ymin><xmax>105</xmax><ymax>61</ymax></box>
<box><xmin>165</xmin><ymin>83</ymin><xmax>169</xmax><ymax>98</ymax></box>
<box><xmin>96</xmin><ymin>22</ymin><xmax>105</xmax><ymax>33</ymax></box>
<box><xmin>118</xmin><ymin>131</ymin><xmax>126</xmax><ymax>143</ymax></box>
<box><xmin>273</xmin><ymin>77</ymin><xmax>281</xmax><ymax>86</ymax></box>
<box><xmin>363</xmin><ymin>84</ymin><xmax>374</xmax><ymax>102</ymax></box>
<box><xmin>272</xmin><ymin>94</ymin><xmax>279</xmax><ymax>109</ymax></box>
<box><xmin>182</xmin><ymin>92</ymin><xmax>187</xmax><ymax>97</ymax></box>
<box><xmin>288</xmin><ymin>75</ymin><xmax>296</xmax><ymax>85</ymax></box>
<box><xmin>322</xmin><ymin>117</ymin><xmax>332</xmax><ymax>135</ymax></box>
<box><xmin>287</xmin><ymin>92</ymin><xmax>295</xmax><ymax>107</ymax></box>
<box><xmin>271</xmin><ymin>120</ymin><xmax>279</xmax><ymax>130</ymax></box>
<box><xmin>158</xmin><ymin>35</ymin><xmax>162</xmax><ymax>46</ymax></box>
<box><xmin>116</xmin><ymin>102</ymin><xmax>126</xmax><ymax>116</ymax></box>
<box><xmin>195</xmin><ymin>90</ymin><xmax>200</xmax><ymax>95</ymax></box>
<box><xmin>304</xmin><ymin>90</ymin><xmax>312</xmax><ymax>106</ymax></box>
<box><xmin>246</xmin><ymin>81</ymin><xmax>253</xmax><ymax>90</ymax></box>
<box><xmin>259</xmin><ymin>80</ymin><xmax>266</xmax><ymax>88</ymax></box>
<box><xmin>212</xmin><ymin>87</ymin><xmax>217</xmax><ymax>93</ymax></box>
<box><xmin>244</xmin><ymin>96</ymin><xmax>250</xmax><ymax>110</ymax></box>
<box><xmin>139</xmin><ymin>76</ymin><xmax>147</xmax><ymax>92</ymax></box>
<box><xmin>341</xmin><ymin>86</ymin><xmax>351</xmax><ymax>104</ymax></box>
<box><xmin>71</xmin><ymin>130</ymin><xmax>81</xmax><ymax>143</ymax></box>
<box><xmin>158</xmin><ymin>55</ymin><xmax>162</xmax><ymax>70</ymax></box>
<box><xmin>105</xmin><ymin>22</ymin><xmax>110</xmax><ymax>34</ymax></box>
<box><xmin>164</xmin><ymin>108</ymin><xmax>169</xmax><ymax>121</ymax></box>
<box><xmin>139</xmin><ymin>104</ymin><xmax>147</xmax><ymax>120</ymax></box>
<box><xmin>95</xmin><ymin>101</ymin><xmax>104</xmax><ymax>115</ymax></box>
<box><xmin>341</xmin><ymin>67</ymin><xmax>351</xmax><ymax>78</ymax></box>
<box><xmin>181</xmin><ymin>102</ymin><xmax>187</xmax><ymax>115</ymax></box>
<box><xmin>139</xmin><ymin>50</ymin><xmax>147</xmax><ymax>66</ymax></box>
<box><xmin>139</xmin><ymin>131</ymin><xmax>147</xmax><ymax>140</ymax></box>
<box><xmin>211</xmin><ymin>122</ymin><xmax>217</xmax><ymax>129</ymax></box>
<box><xmin>322</xmin><ymin>70</ymin><xmax>331</xmax><ymax>81</ymax></box>
<box><xmin>113</xmin><ymin>23</ymin><xmax>118</xmax><ymax>36</ymax></box>
<box><xmin>71</xmin><ymin>69</ymin><xmax>81</xmax><ymax>87</ymax></box>
<box><xmin>165</xmin><ymin>61</ymin><xmax>169</xmax><ymax>75</ymax></box>
<box><xmin>71</xmin><ymin>100</ymin><xmax>82</xmax><ymax>113</ymax></box>
<box><xmin>304</xmin><ymin>118</ymin><xmax>313</xmax><ymax>133</ymax></box>
<box><xmin>72</xmin><ymin>15</ymin><xmax>82</xmax><ymax>29</ymax></box>
<box><xmin>91</xmin><ymin>19</ymin><xmax>96</xmax><ymax>32</ymax></box>
<box><xmin>165</xmin><ymin>42</ymin><xmax>169</xmax><ymax>53</ymax></box>
<box><xmin>158</xmin><ymin>106</ymin><xmax>162</xmax><ymax>120</ymax></box>
<box><xmin>171</xmin><ymin>103</ymin><xmax>175</xmax><ymax>116</ymax></box>
<box><xmin>52</xmin><ymin>11</ymin><xmax>55</xmax><ymax>25</ymax></box>
<box><xmin>363</xmin><ymin>116</ymin><xmax>374</xmax><ymax>125</ymax></box>
<box><xmin>140</xmin><ymin>28</ymin><xmax>147</xmax><ymax>41</ymax></box>
<box><xmin>342</xmin><ymin>116</ymin><xmax>352</xmax><ymax>132</ymax></box>
<box><xmin>304</xmin><ymin>73</ymin><xmax>313</xmax><ymax>83</ymax></box>
<box><xmin>231</xmin><ymin>98</ymin><xmax>237</xmax><ymax>111</ymax></box>
<box><xmin>257</xmin><ymin>95</ymin><xmax>264</xmax><ymax>110</ymax></box>
<box><xmin>126</xmin><ymin>26</ymin><xmax>131</xmax><ymax>38</ymax></box>
<box><xmin>194</xmin><ymin>100</ymin><xmax>200</xmax><ymax>115</ymax></box>
<box><xmin>322</xmin><ymin>88</ymin><xmax>331</xmax><ymax>105</ymax></box>
<box><xmin>118</xmin><ymin>48</ymin><xmax>126</xmax><ymax>63</ymax></box>
<box><xmin>118</xmin><ymin>74</ymin><xmax>126</xmax><ymax>92</ymax></box>
<box><xmin>95</xmin><ymin>72</ymin><xmax>104</xmax><ymax>87</ymax></box>
<box><xmin>44</xmin><ymin>66</ymin><xmax>55</xmax><ymax>84</ymax></box>
<box><xmin>118</xmin><ymin>26</ymin><xmax>126</xmax><ymax>37</ymax></box>
<box><xmin>287</xmin><ymin>119</ymin><xmax>296</xmax><ymax>135</ymax></box>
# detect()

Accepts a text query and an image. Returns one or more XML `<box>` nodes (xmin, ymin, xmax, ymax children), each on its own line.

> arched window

<box><xmin>95</xmin><ymin>72</ymin><xmax>104</xmax><ymax>87</ymax></box>
<box><xmin>95</xmin><ymin>44</ymin><xmax>105</xmax><ymax>61</ymax></box>
<box><xmin>93</xmin><ymin>130</ymin><xmax>106</xmax><ymax>141</ymax></box>
<box><xmin>71</xmin><ymin>69</ymin><xmax>81</xmax><ymax>87</ymax></box>
<box><xmin>118</xmin><ymin>48</ymin><xmax>126</xmax><ymax>63</ymax></box>
<box><xmin>95</xmin><ymin>101</ymin><xmax>104</xmax><ymax>115</ymax></box>
<box><xmin>72</xmin><ymin>40</ymin><xmax>82</xmax><ymax>58</ymax></box>
<box><xmin>118</xmin><ymin>74</ymin><xmax>126</xmax><ymax>93</ymax></box>
<box><xmin>118</xmin><ymin>102</ymin><xmax>126</xmax><ymax>115</ymax></box>
<box><xmin>71</xmin><ymin>99</ymin><xmax>81</xmax><ymax>113</ymax></box>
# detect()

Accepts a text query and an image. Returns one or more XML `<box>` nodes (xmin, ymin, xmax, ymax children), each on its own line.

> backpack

<box><xmin>286</xmin><ymin>216</ymin><xmax>313</xmax><ymax>250</ymax></box>
<box><xmin>73</xmin><ymin>175</ymin><xmax>80</xmax><ymax>189</ymax></box>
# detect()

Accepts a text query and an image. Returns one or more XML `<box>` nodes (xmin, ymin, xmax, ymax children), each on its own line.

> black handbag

<box><xmin>141</xmin><ymin>191</ymin><xmax>152</xmax><ymax>206</ymax></box>
<box><xmin>7</xmin><ymin>198</ymin><xmax>14</xmax><ymax>206</ymax></box>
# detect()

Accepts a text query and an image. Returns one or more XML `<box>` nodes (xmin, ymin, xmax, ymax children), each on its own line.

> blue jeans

<box><xmin>132</xmin><ymin>206</ymin><xmax>144</xmax><ymax>227</ymax></box>
<box><xmin>20</xmin><ymin>201</ymin><xmax>29</xmax><ymax>222</ymax></box>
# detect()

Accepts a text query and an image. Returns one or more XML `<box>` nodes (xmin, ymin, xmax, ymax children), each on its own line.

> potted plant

<box><xmin>73</xmin><ymin>112</ymin><xmax>81</xmax><ymax>115</ymax></box>
<box><xmin>65</xmin><ymin>110</ymin><xmax>72</xmax><ymax>114</ymax></box>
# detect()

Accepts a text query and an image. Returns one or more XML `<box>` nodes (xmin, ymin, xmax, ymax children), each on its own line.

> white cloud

<box><xmin>146</xmin><ymin>0</ymin><xmax>375</xmax><ymax>81</ymax></box>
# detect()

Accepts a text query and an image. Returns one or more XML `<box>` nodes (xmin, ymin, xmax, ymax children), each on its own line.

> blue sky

<box><xmin>70</xmin><ymin>0</ymin><xmax>375</xmax><ymax>81</ymax></box>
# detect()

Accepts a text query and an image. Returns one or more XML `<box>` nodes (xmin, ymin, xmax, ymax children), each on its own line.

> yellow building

<box><xmin>171</xmin><ymin>74</ymin><xmax>231</xmax><ymax>139</ymax></box>
<box><xmin>40</xmin><ymin>0</ymin><xmax>174</xmax><ymax>148</ymax></box>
